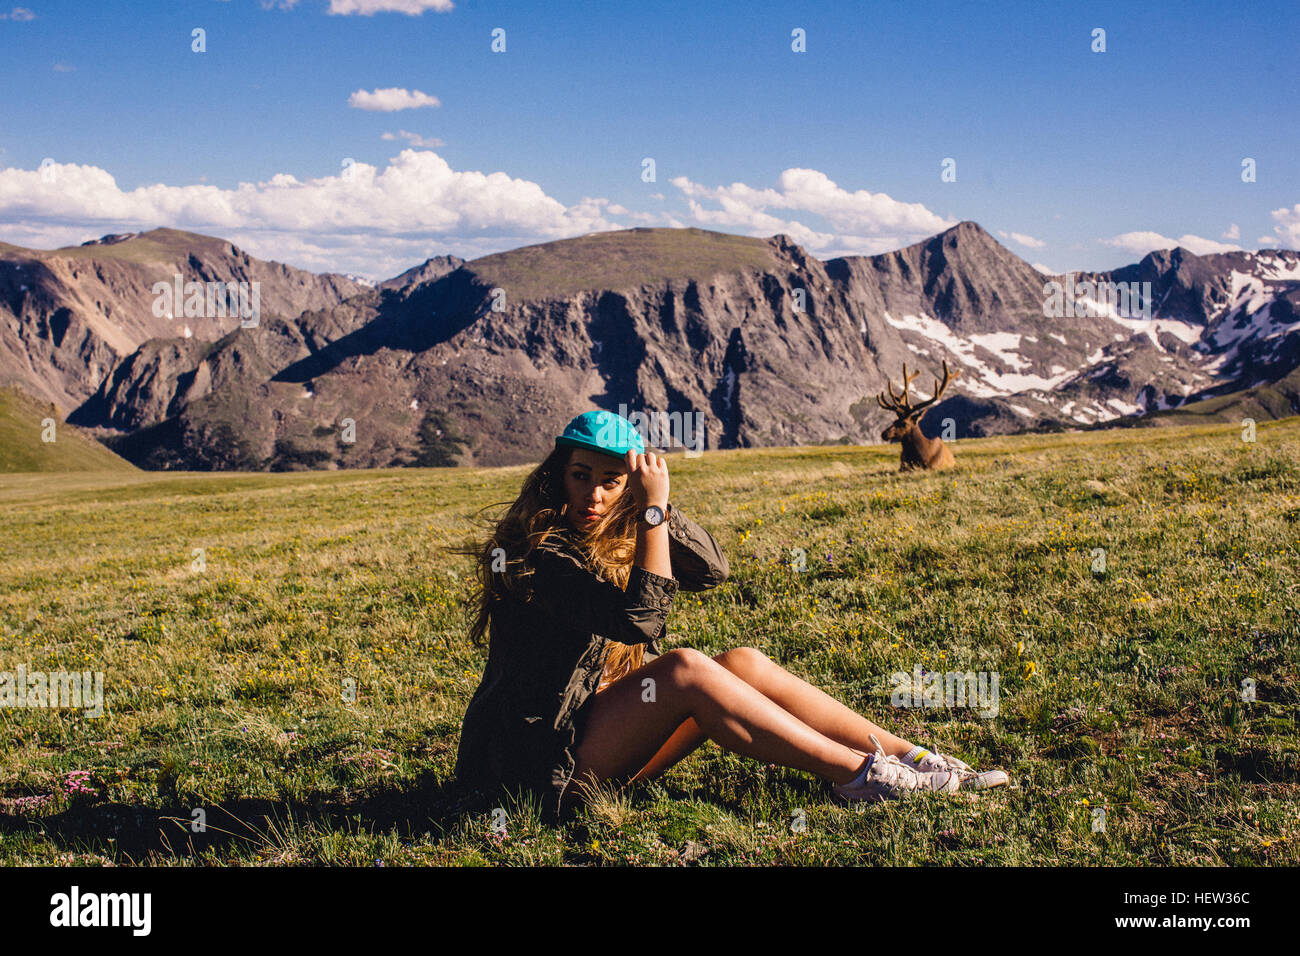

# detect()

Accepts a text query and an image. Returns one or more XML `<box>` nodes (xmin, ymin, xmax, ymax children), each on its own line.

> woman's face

<box><xmin>562</xmin><ymin>448</ymin><xmax>628</xmax><ymax>531</ymax></box>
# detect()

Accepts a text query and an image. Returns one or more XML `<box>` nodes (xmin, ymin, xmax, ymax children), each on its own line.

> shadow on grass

<box><xmin>0</xmin><ymin>770</ymin><xmax>488</xmax><ymax>863</ymax></box>
<box><xmin>0</xmin><ymin>765</ymin><xmax>803</xmax><ymax>863</ymax></box>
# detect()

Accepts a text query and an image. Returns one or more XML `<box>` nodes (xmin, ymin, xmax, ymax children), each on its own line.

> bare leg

<box><xmin>629</xmin><ymin>715</ymin><xmax>706</xmax><ymax>782</ymax></box>
<box><xmin>569</xmin><ymin>648</ymin><xmax>869</xmax><ymax>800</ymax></box>
<box><xmin>629</xmin><ymin>647</ymin><xmax>914</xmax><ymax>782</ymax></box>
<box><xmin>712</xmin><ymin>647</ymin><xmax>916</xmax><ymax>756</ymax></box>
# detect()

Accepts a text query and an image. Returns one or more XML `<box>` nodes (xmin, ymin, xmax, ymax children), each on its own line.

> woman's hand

<box><xmin>625</xmin><ymin>450</ymin><xmax>670</xmax><ymax>509</ymax></box>
<box><xmin>627</xmin><ymin>450</ymin><xmax>673</xmax><ymax>580</ymax></box>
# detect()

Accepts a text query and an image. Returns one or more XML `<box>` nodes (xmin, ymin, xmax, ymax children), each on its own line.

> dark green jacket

<box><xmin>453</xmin><ymin>506</ymin><xmax>729</xmax><ymax>821</ymax></box>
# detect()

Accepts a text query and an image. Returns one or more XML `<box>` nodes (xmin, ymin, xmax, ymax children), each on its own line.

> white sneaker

<box><xmin>832</xmin><ymin>735</ymin><xmax>960</xmax><ymax>803</ymax></box>
<box><xmin>912</xmin><ymin>748</ymin><xmax>1009</xmax><ymax>791</ymax></box>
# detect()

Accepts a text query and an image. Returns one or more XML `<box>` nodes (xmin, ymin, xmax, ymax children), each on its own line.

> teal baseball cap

<box><xmin>555</xmin><ymin>409</ymin><xmax>646</xmax><ymax>460</ymax></box>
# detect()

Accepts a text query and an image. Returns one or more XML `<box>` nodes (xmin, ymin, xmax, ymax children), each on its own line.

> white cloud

<box><xmin>1221</xmin><ymin>223</ymin><xmax>1240</xmax><ymax>240</ymax></box>
<box><xmin>679</xmin><ymin>193</ymin><xmax>835</xmax><ymax>250</ymax></box>
<box><xmin>0</xmin><ymin>151</ymin><xmax>616</xmax><ymax>236</ymax></box>
<box><xmin>0</xmin><ymin>7</ymin><xmax>36</xmax><ymax>20</ymax></box>
<box><xmin>0</xmin><ymin>220</ymin><xmax>107</xmax><ymax>251</ymax></box>
<box><xmin>382</xmin><ymin>130</ymin><xmax>445</xmax><ymax>148</ymax></box>
<box><xmin>1268</xmin><ymin>204</ymin><xmax>1300</xmax><ymax>249</ymax></box>
<box><xmin>0</xmin><ymin>153</ymin><xmax>978</xmax><ymax>279</ymax></box>
<box><xmin>1030</xmin><ymin>263</ymin><xmax>1059</xmax><ymax>275</ymax></box>
<box><xmin>818</xmin><ymin>234</ymin><xmax>921</xmax><ymax>258</ymax></box>
<box><xmin>52</xmin><ymin>62</ymin><xmax>76</xmax><ymax>72</ymax></box>
<box><xmin>997</xmin><ymin>229</ymin><xmax>1045</xmax><ymax>248</ymax></box>
<box><xmin>1257</xmin><ymin>236</ymin><xmax>1279</xmax><ymax>247</ymax></box>
<box><xmin>329</xmin><ymin>0</ymin><xmax>454</xmax><ymax>13</ymax></box>
<box><xmin>221</xmin><ymin>229</ymin><xmax>468</xmax><ymax>279</ymax></box>
<box><xmin>1101</xmin><ymin>230</ymin><xmax>1242</xmax><ymax>257</ymax></box>
<box><xmin>348</xmin><ymin>87</ymin><xmax>440</xmax><ymax>111</ymax></box>
<box><xmin>669</xmin><ymin>167</ymin><xmax>953</xmax><ymax>255</ymax></box>
<box><xmin>0</xmin><ymin>151</ymin><xmax>630</xmax><ymax>277</ymax></box>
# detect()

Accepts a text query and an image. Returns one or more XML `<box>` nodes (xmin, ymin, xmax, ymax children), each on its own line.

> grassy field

<box><xmin>1</xmin><ymin>418</ymin><xmax>1297</xmax><ymax>866</ymax></box>
<box><xmin>0</xmin><ymin>386</ymin><xmax>139</xmax><ymax>473</ymax></box>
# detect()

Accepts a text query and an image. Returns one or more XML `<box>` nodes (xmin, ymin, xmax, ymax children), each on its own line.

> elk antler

<box><xmin>907</xmin><ymin>359</ymin><xmax>960</xmax><ymax>418</ymax></box>
<box><xmin>878</xmin><ymin>360</ymin><xmax>959</xmax><ymax>418</ymax></box>
<box><xmin>877</xmin><ymin>362</ymin><xmax>920</xmax><ymax>416</ymax></box>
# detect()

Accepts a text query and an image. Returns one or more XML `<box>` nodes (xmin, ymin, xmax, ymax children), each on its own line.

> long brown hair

<box><xmin>462</xmin><ymin>444</ymin><xmax>646</xmax><ymax>687</ymax></box>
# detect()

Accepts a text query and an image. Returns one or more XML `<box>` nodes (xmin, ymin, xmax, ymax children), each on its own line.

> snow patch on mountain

<box><xmin>1227</xmin><ymin>271</ymin><xmax>1271</xmax><ymax>316</ymax></box>
<box><xmin>1255</xmin><ymin>254</ymin><xmax>1300</xmax><ymax>282</ymax></box>
<box><xmin>1106</xmin><ymin>396</ymin><xmax>1141</xmax><ymax>415</ymax></box>
<box><xmin>969</xmin><ymin>332</ymin><xmax>1033</xmax><ymax>371</ymax></box>
<box><xmin>883</xmin><ymin>311</ymin><xmax>1078</xmax><ymax>397</ymax></box>
<box><xmin>720</xmin><ymin>367</ymin><xmax>737</xmax><ymax>416</ymax></box>
<box><xmin>1080</xmin><ymin>299</ymin><xmax>1202</xmax><ymax>347</ymax></box>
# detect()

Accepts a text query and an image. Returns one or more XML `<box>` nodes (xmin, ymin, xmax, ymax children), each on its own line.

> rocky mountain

<box><xmin>377</xmin><ymin>254</ymin><xmax>465</xmax><ymax>292</ymax></box>
<box><xmin>1013</xmin><ymin>246</ymin><xmax>1300</xmax><ymax>428</ymax></box>
<box><xmin>4</xmin><ymin>222</ymin><xmax>1297</xmax><ymax>470</ymax></box>
<box><xmin>91</xmin><ymin>229</ymin><xmax>900</xmax><ymax>469</ymax></box>
<box><xmin>828</xmin><ymin>224</ymin><xmax>1300</xmax><ymax>434</ymax></box>
<box><xmin>1129</xmin><ymin>362</ymin><xmax>1300</xmax><ymax>429</ymax></box>
<box><xmin>0</xmin><ymin>228</ymin><xmax>370</xmax><ymax>416</ymax></box>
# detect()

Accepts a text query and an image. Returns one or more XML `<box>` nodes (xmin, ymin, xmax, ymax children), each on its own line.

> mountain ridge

<box><xmin>3</xmin><ymin>222</ymin><xmax>1297</xmax><ymax>470</ymax></box>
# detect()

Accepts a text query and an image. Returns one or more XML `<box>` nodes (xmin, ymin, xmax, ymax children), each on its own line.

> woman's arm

<box><xmin>628</xmin><ymin>449</ymin><xmax>728</xmax><ymax>591</ymax></box>
<box><xmin>529</xmin><ymin>545</ymin><xmax>676</xmax><ymax>646</ymax></box>
<box><xmin>628</xmin><ymin>450</ymin><xmax>673</xmax><ymax>580</ymax></box>
<box><xmin>665</xmin><ymin>505</ymin><xmax>730</xmax><ymax>591</ymax></box>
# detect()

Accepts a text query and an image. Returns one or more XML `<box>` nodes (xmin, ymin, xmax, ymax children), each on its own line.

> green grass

<box><xmin>1</xmin><ymin>419</ymin><xmax>1297</xmax><ymax>865</ymax></box>
<box><xmin>0</xmin><ymin>385</ymin><xmax>139</xmax><ymax>472</ymax></box>
<box><xmin>1150</xmin><ymin>365</ymin><xmax>1300</xmax><ymax>426</ymax></box>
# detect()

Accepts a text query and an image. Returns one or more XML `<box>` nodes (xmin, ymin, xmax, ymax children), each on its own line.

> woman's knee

<box><xmin>658</xmin><ymin>647</ymin><xmax>725</xmax><ymax>690</ymax></box>
<box><xmin>712</xmin><ymin>646</ymin><xmax>769</xmax><ymax>679</ymax></box>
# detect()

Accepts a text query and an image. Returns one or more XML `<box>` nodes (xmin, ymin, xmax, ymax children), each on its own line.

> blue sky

<box><xmin>2</xmin><ymin>0</ymin><xmax>1298</xmax><ymax>280</ymax></box>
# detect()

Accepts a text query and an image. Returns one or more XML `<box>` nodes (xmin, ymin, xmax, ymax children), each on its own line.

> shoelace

<box><xmin>928</xmin><ymin>754</ymin><xmax>1011</xmax><ymax>790</ymax></box>
<box><xmin>915</xmin><ymin>750</ymin><xmax>976</xmax><ymax>779</ymax></box>
<box><xmin>864</xmin><ymin>734</ymin><xmax>929</xmax><ymax>792</ymax></box>
<box><xmin>837</xmin><ymin>736</ymin><xmax>960</xmax><ymax>794</ymax></box>
<box><xmin>935</xmin><ymin>755</ymin><xmax>976</xmax><ymax>777</ymax></box>
<box><xmin>872</xmin><ymin>753</ymin><xmax>928</xmax><ymax>791</ymax></box>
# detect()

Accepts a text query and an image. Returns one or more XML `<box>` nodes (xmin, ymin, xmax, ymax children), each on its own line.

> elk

<box><xmin>877</xmin><ymin>359</ymin><xmax>960</xmax><ymax>471</ymax></box>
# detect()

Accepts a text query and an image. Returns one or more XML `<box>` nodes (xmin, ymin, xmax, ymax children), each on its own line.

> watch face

<box><xmin>644</xmin><ymin>506</ymin><xmax>665</xmax><ymax>526</ymax></box>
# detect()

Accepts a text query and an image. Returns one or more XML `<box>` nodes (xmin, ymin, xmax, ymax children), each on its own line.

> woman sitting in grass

<box><xmin>454</xmin><ymin>409</ymin><xmax>1007</xmax><ymax>821</ymax></box>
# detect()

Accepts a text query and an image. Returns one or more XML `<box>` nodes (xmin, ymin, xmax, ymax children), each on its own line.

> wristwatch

<box><xmin>641</xmin><ymin>505</ymin><xmax>666</xmax><ymax>527</ymax></box>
